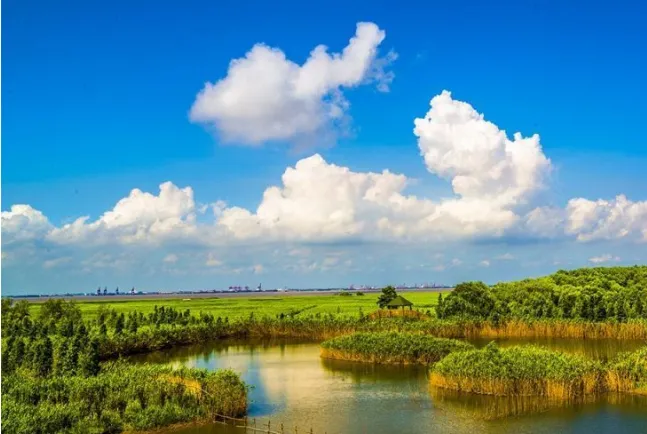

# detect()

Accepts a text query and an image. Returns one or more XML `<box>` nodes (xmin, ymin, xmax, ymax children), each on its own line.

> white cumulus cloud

<box><xmin>189</xmin><ymin>22</ymin><xmax>395</xmax><ymax>146</ymax></box>
<box><xmin>414</xmin><ymin>90</ymin><xmax>552</xmax><ymax>207</ymax></box>
<box><xmin>588</xmin><ymin>254</ymin><xmax>621</xmax><ymax>264</ymax></box>
<box><xmin>1</xmin><ymin>205</ymin><xmax>52</xmax><ymax>244</ymax></box>
<box><xmin>47</xmin><ymin>182</ymin><xmax>198</xmax><ymax>245</ymax></box>
<box><xmin>566</xmin><ymin>195</ymin><xmax>647</xmax><ymax>242</ymax></box>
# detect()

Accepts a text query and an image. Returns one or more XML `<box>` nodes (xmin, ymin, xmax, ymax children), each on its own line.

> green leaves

<box><xmin>377</xmin><ymin>285</ymin><xmax>398</xmax><ymax>309</ymax></box>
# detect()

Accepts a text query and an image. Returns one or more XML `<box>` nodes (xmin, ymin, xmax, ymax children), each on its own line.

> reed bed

<box><xmin>320</xmin><ymin>332</ymin><xmax>473</xmax><ymax>365</ymax></box>
<box><xmin>606</xmin><ymin>346</ymin><xmax>647</xmax><ymax>395</ymax></box>
<box><xmin>1</xmin><ymin>362</ymin><xmax>248</xmax><ymax>433</ymax></box>
<box><xmin>430</xmin><ymin>342</ymin><xmax>605</xmax><ymax>399</ymax></box>
<box><xmin>474</xmin><ymin>320</ymin><xmax>647</xmax><ymax>340</ymax></box>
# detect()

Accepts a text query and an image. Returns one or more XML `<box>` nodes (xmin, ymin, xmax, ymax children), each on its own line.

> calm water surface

<box><xmin>132</xmin><ymin>338</ymin><xmax>647</xmax><ymax>434</ymax></box>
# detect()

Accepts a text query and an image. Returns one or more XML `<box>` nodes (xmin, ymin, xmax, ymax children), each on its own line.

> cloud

<box><xmin>190</xmin><ymin>22</ymin><xmax>395</xmax><ymax>146</ymax></box>
<box><xmin>495</xmin><ymin>253</ymin><xmax>514</xmax><ymax>260</ymax></box>
<box><xmin>43</xmin><ymin>257</ymin><xmax>72</xmax><ymax>269</ymax></box>
<box><xmin>588</xmin><ymin>254</ymin><xmax>621</xmax><ymax>264</ymax></box>
<box><xmin>3</xmin><ymin>90</ymin><xmax>646</xmax><ymax>282</ymax></box>
<box><xmin>479</xmin><ymin>260</ymin><xmax>491</xmax><ymax>267</ymax></box>
<box><xmin>1</xmin><ymin>205</ymin><xmax>52</xmax><ymax>244</ymax></box>
<box><xmin>566</xmin><ymin>195</ymin><xmax>647</xmax><ymax>242</ymax></box>
<box><xmin>47</xmin><ymin>182</ymin><xmax>198</xmax><ymax>246</ymax></box>
<box><xmin>415</xmin><ymin>90</ymin><xmax>552</xmax><ymax>207</ymax></box>
<box><xmin>205</xmin><ymin>253</ymin><xmax>223</xmax><ymax>267</ymax></box>
<box><xmin>163</xmin><ymin>253</ymin><xmax>179</xmax><ymax>263</ymax></box>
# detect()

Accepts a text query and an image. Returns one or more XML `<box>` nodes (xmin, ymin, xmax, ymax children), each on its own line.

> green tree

<box><xmin>127</xmin><ymin>314</ymin><xmax>138</xmax><ymax>333</ymax></box>
<box><xmin>33</xmin><ymin>336</ymin><xmax>53</xmax><ymax>377</ymax></box>
<box><xmin>377</xmin><ymin>285</ymin><xmax>398</xmax><ymax>309</ymax></box>
<box><xmin>54</xmin><ymin>338</ymin><xmax>70</xmax><ymax>375</ymax></box>
<box><xmin>2</xmin><ymin>335</ymin><xmax>16</xmax><ymax>374</ymax></box>
<box><xmin>114</xmin><ymin>314</ymin><xmax>125</xmax><ymax>335</ymax></box>
<box><xmin>79</xmin><ymin>338</ymin><xmax>101</xmax><ymax>377</ymax></box>
<box><xmin>63</xmin><ymin>335</ymin><xmax>82</xmax><ymax>374</ymax></box>
<box><xmin>440</xmin><ymin>281</ymin><xmax>495</xmax><ymax>319</ymax></box>
<box><xmin>436</xmin><ymin>293</ymin><xmax>444</xmax><ymax>319</ymax></box>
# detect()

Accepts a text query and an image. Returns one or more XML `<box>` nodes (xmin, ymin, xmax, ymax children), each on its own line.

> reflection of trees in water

<box><xmin>320</xmin><ymin>357</ymin><xmax>428</xmax><ymax>384</ymax></box>
<box><xmin>319</xmin><ymin>357</ymin><xmax>432</xmax><ymax>409</ymax></box>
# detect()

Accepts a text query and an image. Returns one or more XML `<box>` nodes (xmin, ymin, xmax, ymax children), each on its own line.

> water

<box><xmin>131</xmin><ymin>339</ymin><xmax>647</xmax><ymax>434</ymax></box>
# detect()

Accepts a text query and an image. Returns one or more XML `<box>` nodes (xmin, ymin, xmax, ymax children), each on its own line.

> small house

<box><xmin>386</xmin><ymin>295</ymin><xmax>414</xmax><ymax>311</ymax></box>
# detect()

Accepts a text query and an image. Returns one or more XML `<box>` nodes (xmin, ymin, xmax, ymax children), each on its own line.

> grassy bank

<box><xmin>1</xmin><ymin>362</ymin><xmax>247</xmax><ymax>434</ymax></box>
<box><xmin>430</xmin><ymin>343</ymin><xmax>605</xmax><ymax>399</ymax></box>
<box><xmin>320</xmin><ymin>332</ymin><xmax>473</xmax><ymax>364</ymax></box>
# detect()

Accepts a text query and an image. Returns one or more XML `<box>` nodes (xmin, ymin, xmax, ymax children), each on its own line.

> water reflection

<box><xmin>131</xmin><ymin>339</ymin><xmax>647</xmax><ymax>434</ymax></box>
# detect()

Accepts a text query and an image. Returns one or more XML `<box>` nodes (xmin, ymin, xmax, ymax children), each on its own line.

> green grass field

<box><xmin>26</xmin><ymin>291</ymin><xmax>446</xmax><ymax>320</ymax></box>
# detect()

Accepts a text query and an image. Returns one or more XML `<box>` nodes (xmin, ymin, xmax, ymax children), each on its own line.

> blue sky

<box><xmin>2</xmin><ymin>1</ymin><xmax>646</xmax><ymax>295</ymax></box>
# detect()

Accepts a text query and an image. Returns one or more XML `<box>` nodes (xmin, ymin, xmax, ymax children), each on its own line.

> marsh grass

<box><xmin>1</xmin><ymin>362</ymin><xmax>248</xmax><ymax>433</ymax></box>
<box><xmin>606</xmin><ymin>346</ymin><xmax>647</xmax><ymax>394</ymax></box>
<box><xmin>320</xmin><ymin>332</ymin><xmax>473</xmax><ymax>365</ymax></box>
<box><xmin>430</xmin><ymin>342</ymin><xmax>605</xmax><ymax>399</ymax></box>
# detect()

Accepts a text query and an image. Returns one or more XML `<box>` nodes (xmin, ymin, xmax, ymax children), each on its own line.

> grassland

<box><xmin>25</xmin><ymin>291</ymin><xmax>446</xmax><ymax>321</ymax></box>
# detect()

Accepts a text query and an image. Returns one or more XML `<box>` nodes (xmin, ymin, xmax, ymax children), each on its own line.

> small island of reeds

<box><xmin>430</xmin><ymin>342</ymin><xmax>605</xmax><ymax>399</ymax></box>
<box><xmin>320</xmin><ymin>332</ymin><xmax>473</xmax><ymax>365</ymax></box>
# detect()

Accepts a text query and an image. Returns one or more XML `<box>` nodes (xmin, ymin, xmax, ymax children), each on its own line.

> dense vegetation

<box><xmin>2</xmin><ymin>362</ymin><xmax>247</xmax><ymax>433</ymax></box>
<box><xmin>607</xmin><ymin>346</ymin><xmax>647</xmax><ymax>394</ymax></box>
<box><xmin>437</xmin><ymin>266</ymin><xmax>647</xmax><ymax>322</ymax></box>
<box><xmin>2</xmin><ymin>266</ymin><xmax>647</xmax><ymax>430</ymax></box>
<box><xmin>430</xmin><ymin>342</ymin><xmax>605</xmax><ymax>399</ymax></box>
<box><xmin>1</xmin><ymin>299</ymin><xmax>248</xmax><ymax>433</ymax></box>
<box><xmin>320</xmin><ymin>332</ymin><xmax>473</xmax><ymax>364</ymax></box>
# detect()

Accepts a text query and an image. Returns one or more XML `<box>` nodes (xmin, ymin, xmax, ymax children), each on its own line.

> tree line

<box><xmin>437</xmin><ymin>266</ymin><xmax>647</xmax><ymax>322</ymax></box>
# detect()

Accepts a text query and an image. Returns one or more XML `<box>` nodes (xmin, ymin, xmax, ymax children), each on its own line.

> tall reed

<box><xmin>430</xmin><ymin>342</ymin><xmax>605</xmax><ymax>399</ymax></box>
<box><xmin>606</xmin><ymin>346</ymin><xmax>647</xmax><ymax>395</ymax></box>
<box><xmin>320</xmin><ymin>332</ymin><xmax>473</xmax><ymax>365</ymax></box>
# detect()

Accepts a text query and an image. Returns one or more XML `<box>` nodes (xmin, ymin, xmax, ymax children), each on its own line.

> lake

<box><xmin>131</xmin><ymin>338</ymin><xmax>647</xmax><ymax>434</ymax></box>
